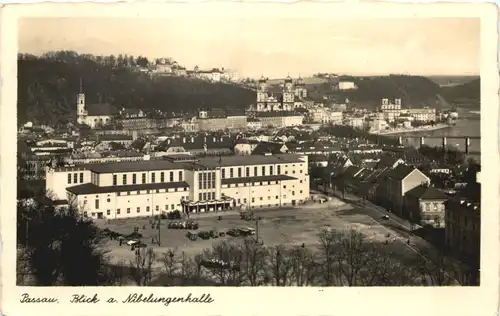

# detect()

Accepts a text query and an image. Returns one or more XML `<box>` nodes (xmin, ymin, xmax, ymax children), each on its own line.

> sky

<box><xmin>19</xmin><ymin>17</ymin><xmax>480</xmax><ymax>79</ymax></box>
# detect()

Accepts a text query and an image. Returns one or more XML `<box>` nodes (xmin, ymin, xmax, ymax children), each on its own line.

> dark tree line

<box><xmin>17</xmin><ymin>51</ymin><xmax>255</xmax><ymax>126</ymax></box>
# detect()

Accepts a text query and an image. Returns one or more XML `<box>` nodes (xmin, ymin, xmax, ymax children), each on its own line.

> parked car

<box><xmin>381</xmin><ymin>215</ymin><xmax>390</xmax><ymax>220</ymax></box>
<box><xmin>209</xmin><ymin>230</ymin><xmax>219</xmax><ymax>238</ymax></box>
<box><xmin>238</xmin><ymin>228</ymin><xmax>256</xmax><ymax>236</ymax></box>
<box><xmin>186</xmin><ymin>231</ymin><xmax>198</xmax><ymax>241</ymax></box>
<box><xmin>198</xmin><ymin>231</ymin><xmax>211</xmax><ymax>240</ymax></box>
<box><xmin>226</xmin><ymin>228</ymin><xmax>241</xmax><ymax>237</ymax></box>
<box><xmin>126</xmin><ymin>239</ymin><xmax>139</xmax><ymax>246</ymax></box>
<box><xmin>219</xmin><ymin>231</ymin><xmax>226</xmax><ymax>237</ymax></box>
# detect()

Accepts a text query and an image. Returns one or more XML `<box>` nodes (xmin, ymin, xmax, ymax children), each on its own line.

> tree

<box><xmin>160</xmin><ymin>248</ymin><xmax>179</xmax><ymax>285</ymax></box>
<box><xmin>336</xmin><ymin>229</ymin><xmax>371</xmax><ymax>286</ymax></box>
<box><xmin>129</xmin><ymin>247</ymin><xmax>156</xmax><ymax>286</ymax></box>
<box><xmin>202</xmin><ymin>241</ymin><xmax>244</xmax><ymax>285</ymax></box>
<box><xmin>136</xmin><ymin>56</ymin><xmax>149</xmax><ymax>68</ymax></box>
<box><xmin>17</xmin><ymin>202</ymin><xmax>110</xmax><ymax>286</ymax></box>
<box><xmin>317</xmin><ymin>229</ymin><xmax>342</xmax><ymax>285</ymax></box>
<box><xmin>240</xmin><ymin>238</ymin><xmax>268</xmax><ymax>286</ymax></box>
<box><xmin>288</xmin><ymin>246</ymin><xmax>318</xmax><ymax>286</ymax></box>
<box><xmin>268</xmin><ymin>245</ymin><xmax>293</xmax><ymax>286</ymax></box>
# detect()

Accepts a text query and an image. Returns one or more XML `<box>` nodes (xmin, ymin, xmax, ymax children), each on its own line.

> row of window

<box><xmin>112</xmin><ymin>171</ymin><xmax>183</xmax><ymax>186</ymax></box>
<box><xmin>198</xmin><ymin>192</ymin><xmax>216</xmax><ymax>201</ymax></box>
<box><xmin>91</xmin><ymin>203</ymin><xmax>183</xmax><ymax>215</ymax></box>
<box><xmin>198</xmin><ymin>171</ymin><xmax>216</xmax><ymax>190</ymax></box>
<box><xmin>68</xmin><ymin>172</ymin><xmax>84</xmax><ymax>184</ymax></box>
<box><xmin>223</xmin><ymin>180</ymin><xmax>303</xmax><ymax>188</ymax></box>
<box><xmin>221</xmin><ymin>164</ymin><xmax>302</xmax><ymax>179</ymax></box>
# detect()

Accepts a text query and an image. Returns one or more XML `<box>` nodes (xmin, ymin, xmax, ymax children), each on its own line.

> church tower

<box><xmin>76</xmin><ymin>78</ymin><xmax>87</xmax><ymax>124</ymax></box>
<box><xmin>256</xmin><ymin>76</ymin><xmax>268</xmax><ymax>112</ymax></box>
<box><xmin>282</xmin><ymin>76</ymin><xmax>295</xmax><ymax>110</ymax></box>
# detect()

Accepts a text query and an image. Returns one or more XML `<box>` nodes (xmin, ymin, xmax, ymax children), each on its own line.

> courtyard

<box><xmin>100</xmin><ymin>195</ymin><xmax>423</xmax><ymax>266</ymax></box>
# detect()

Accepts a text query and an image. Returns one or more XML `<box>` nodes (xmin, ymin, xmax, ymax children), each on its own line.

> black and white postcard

<box><xmin>1</xmin><ymin>2</ymin><xmax>498</xmax><ymax>316</ymax></box>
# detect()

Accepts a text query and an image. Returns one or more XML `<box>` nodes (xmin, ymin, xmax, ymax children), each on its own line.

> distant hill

<box><xmin>304</xmin><ymin>75</ymin><xmax>448</xmax><ymax>108</ymax></box>
<box><xmin>17</xmin><ymin>52</ymin><xmax>255</xmax><ymax>126</ymax></box>
<box><xmin>440</xmin><ymin>78</ymin><xmax>480</xmax><ymax>108</ymax></box>
<box><xmin>427</xmin><ymin>75</ymin><xmax>479</xmax><ymax>87</ymax></box>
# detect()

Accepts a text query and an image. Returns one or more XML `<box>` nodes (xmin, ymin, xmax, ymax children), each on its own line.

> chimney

<box><xmin>213</xmin><ymin>137</ymin><xmax>216</xmax><ymax>142</ymax></box>
<box><xmin>191</xmin><ymin>136</ymin><xmax>194</xmax><ymax>143</ymax></box>
<box><xmin>183</xmin><ymin>137</ymin><xmax>186</xmax><ymax>143</ymax></box>
<box><xmin>167</xmin><ymin>139</ymin><xmax>171</xmax><ymax>145</ymax></box>
<box><xmin>204</xmin><ymin>136</ymin><xmax>207</xmax><ymax>143</ymax></box>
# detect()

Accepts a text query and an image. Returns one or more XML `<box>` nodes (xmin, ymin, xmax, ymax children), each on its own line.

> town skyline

<box><xmin>20</xmin><ymin>17</ymin><xmax>480</xmax><ymax>79</ymax></box>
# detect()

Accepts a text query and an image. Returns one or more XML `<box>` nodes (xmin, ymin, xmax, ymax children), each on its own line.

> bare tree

<box><xmin>317</xmin><ymin>228</ymin><xmax>342</xmax><ymax>285</ymax></box>
<box><xmin>416</xmin><ymin>248</ymin><xmax>459</xmax><ymax>286</ymax></box>
<box><xmin>160</xmin><ymin>248</ymin><xmax>179</xmax><ymax>285</ymax></box>
<box><xmin>337</xmin><ymin>228</ymin><xmax>371</xmax><ymax>286</ymax></box>
<box><xmin>240</xmin><ymin>238</ymin><xmax>269</xmax><ymax>286</ymax></box>
<box><xmin>129</xmin><ymin>247</ymin><xmax>156</xmax><ymax>286</ymax></box>
<box><xmin>288</xmin><ymin>246</ymin><xmax>318</xmax><ymax>286</ymax></box>
<box><xmin>202</xmin><ymin>241</ymin><xmax>245</xmax><ymax>285</ymax></box>
<box><xmin>268</xmin><ymin>245</ymin><xmax>293</xmax><ymax>286</ymax></box>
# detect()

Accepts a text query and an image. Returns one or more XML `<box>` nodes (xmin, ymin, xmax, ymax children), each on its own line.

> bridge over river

<box><xmin>383</xmin><ymin>135</ymin><xmax>480</xmax><ymax>155</ymax></box>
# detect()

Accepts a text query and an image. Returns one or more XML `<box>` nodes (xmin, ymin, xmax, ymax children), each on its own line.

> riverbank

<box><xmin>372</xmin><ymin>123</ymin><xmax>450</xmax><ymax>136</ymax></box>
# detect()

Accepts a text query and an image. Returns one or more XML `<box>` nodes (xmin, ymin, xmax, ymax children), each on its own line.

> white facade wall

<box><xmin>55</xmin><ymin>154</ymin><xmax>310</xmax><ymax>219</ymax></box>
<box><xmin>46</xmin><ymin>168</ymin><xmax>91</xmax><ymax>200</ymax></box>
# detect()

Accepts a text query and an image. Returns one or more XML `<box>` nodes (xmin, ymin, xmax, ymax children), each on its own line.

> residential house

<box><xmin>381</xmin><ymin>164</ymin><xmax>430</xmax><ymax>215</ymax></box>
<box><xmin>404</xmin><ymin>184</ymin><xmax>449</xmax><ymax>227</ymax></box>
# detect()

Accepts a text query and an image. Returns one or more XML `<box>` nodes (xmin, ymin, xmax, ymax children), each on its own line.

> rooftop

<box><xmin>405</xmin><ymin>185</ymin><xmax>449</xmax><ymax>200</ymax></box>
<box><xmin>67</xmin><ymin>181</ymin><xmax>189</xmax><ymax>195</ymax></box>
<box><xmin>221</xmin><ymin>175</ymin><xmax>296</xmax><ymax>185</ymax></box>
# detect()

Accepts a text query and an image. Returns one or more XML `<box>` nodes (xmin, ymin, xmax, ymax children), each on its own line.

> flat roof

<box><xmin>66</xmin><ymin>181</ymin><xmax>189</xmax><ymax>195</ymax></box>
<box><xmin>87</xmin><ymin>160</ymin><xmax>184</xmax><ymax>174</ymax></box>
<box><xmin>190</xmin><ymin>154</ymin><xmax>305</xmax><ymax>169</ymax></box>
<box><xmin>221</xmin><ymin>175</ymin><xmax>297</xmax><ymax>185</ymax></box>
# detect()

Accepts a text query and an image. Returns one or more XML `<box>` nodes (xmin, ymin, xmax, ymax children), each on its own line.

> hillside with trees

<box><xmin>440</xmin><ymin>78</ymin><xmax>480</xmax><ymax>108</ymax></box>
<box><xmin>17</xmin><ymin>51</ymin><xmax>256</xmax><ymax>126</ymax></box>
<box><xmin>308</xmin><ymin>74</ymin><xmax>479</xmax><ymax>109</ymax></box>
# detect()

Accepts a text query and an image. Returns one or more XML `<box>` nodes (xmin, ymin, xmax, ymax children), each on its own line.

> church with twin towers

<box><xmin>254</xmin><ymin>76</ymin><xmax>308</xmax><ymax>112</ymax></box>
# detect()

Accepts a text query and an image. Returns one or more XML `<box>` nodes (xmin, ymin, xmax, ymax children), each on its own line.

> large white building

<box><xmin>76</xmin><ymin>91</ymin><xmax>118</xmax><ymax>129</ymax></box>
<box><xmin>46</xmin><ymin>154</ymin><xmax>310</xmax><ymax>220</ymax></box>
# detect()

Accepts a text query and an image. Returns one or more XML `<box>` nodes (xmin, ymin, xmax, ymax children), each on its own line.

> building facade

<box><xmin>47</xmin><ymin>154</ymin><xmax>310</xmax><ymax>220</ymax></box>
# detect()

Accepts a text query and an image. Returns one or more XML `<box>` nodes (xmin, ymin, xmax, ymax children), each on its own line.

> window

<box><xmin>142</xmin><ymin>173</ymin><xmax>146</xmax><ymax>184</ymax></box>
<box><xmin>123</xmin><ymin>174</ymin><xmax>127</xmax><ymax>185</ymax></box>
<box><xmin>277</xmin><ymin>165</ymin><xmax>281</xmax><ymax>174</ymax></box>
<box><xmin>246</xmin><ymin>167</ymin><xmax>250</xmax><ymax>177</ymax></box>
<box><xmin>283</xmin><ymin>185</ymin><xmax>287</xmax><ymax>189</ymax></box>
<box><xmin>238</xmin><ymin>168</ymin><xmax>242</xmax><ymax>177</ymax></box>
<box><xmin>73</xmin><ymin>173</ymin><xmax>78</xmax><ymax>183</ymax></box>
<box><xmin>262</xmin><ymin>166</ymin><xmax>266</xmax><ymax>176</ymax></box>
<box><xmin>152</xmin><ymin>173</ymin><xmax>156</xmax><ymax>183</ymax></box>
<box><xmin>230</xmin><ymin>168</ymin><xmax>234</xmax><ymax>178</ymax></box>
<box><xmin>113</xmin><ymin>175</ymin><xmax>117</xmax><ymax>186</ymax></box>
<box><xmin>137</xmin><ymin>207</ymin><xmax>140</xmax><ymax>213</ymax></box>
<box><xmin>276</xmin><ymin>196</ymin><xmax>279</xmax><ymax>199</ymax></box>
<box><xmin>68</xmin><ymin>173</ymin><xmax>72</xmax><ymax>184</ymax></box>
<box><xmin>79</xmin><ymin>172</ymin><xmax>84</xmax><ymax>183</ymax></box>
<box><xmin>156</xmin><ymin>205</ymin><xmax>159</xmax><ymax>212</ymax></box>
<box><xmin>260</xmin><ymin>197</ymin><xmax>263</xmax><ymax>201</ymax></box>
<box><xmin>127</xmin><ymin>208</ymin><xmax>130</xmax><ymax>214</ymax></box>
<box><xmin>169</xmin><ymin>171</ymin><xmax>174</xmax><ymax>182</ymax></box>
<box><xmin>222</xmin><ymin>169</ymin><xmax>226</xmax><ymax>179</ymax></box>
<box><xmin>292</xmin><ymin>191</ymin><xmax>295</xmax><ymax>196</ymax></box>
<box><xmin>203</xmin><ymin>193</ymin><xmax>207</xmax><ymax>200</ymax></box>
<box><xmin>95</xmin><ymin>199</ymin><xmax>100</xmax><ymax>209</ymax></box>
<box><xmin>300</xmin><ymin>190</ymin><xmax>303</xmax><ymax>194</ymax></box>
<box><xmin>161</xmin><ymin>172</ymin><xmax>165</xmax><ymax>182</ymax></box>
<box><xmin>107</xmin><ymin>198</ymin><xmax>111</xmax><ymax>202</ymax></box>
<box><xmin>254</xmin><ymin>167</ymin><xmax>258</xmax><ymax>176</ymax></box>
<box><xmin>270</xmin><ymin>166</ymin><xmax>274</xmax><ymax>175</ymax></box>
<box><xmin>117</xmin><ymin>209</ymin><xmax>121</xmax><ymax>215</ymax></box>
<box><xmin>165</xmin><ymin>205</ymin><xmax>169</xmax><ymax>210</ymax></box>
<box><xmin>132</xmin><ymin>174</ymin><xmax>137</xmax><ymax>184</ymax></box>
<box><xmin>212</xmin><ymin>172</ymin><xmax>216</xmax><ymax>188</ymax></box>
<box><xmin>107</xmin><ymin>210</ymin><xmax>111</xmax><ymax>216</ymax></box>
<box><xmin>199</xmin><ymin>193</ymin><xmax>202</xmax><ymax>201</ymax></box>
<box><xmin>171</xmin><ymin>204</ymin><xmax>174</xmax><ymax>210</ymax></box>
<box><xmin>146</xmin><ymin>206</ymin><xmax>150</xmax><ymax>213</ymax></box>
<box><xmin>212</xmin><ymin>192</ymin><xmax>216</xmax><ymax>200</ymax></box>
<box><xmin>252</xmin><ymin>197</ymin><xmax>255</xmax><ymax>203</ymax></box>
<box><xmin>179</xmin><ymin>171</ymin><xmax>183</xmax><ymax>181</ymax></box>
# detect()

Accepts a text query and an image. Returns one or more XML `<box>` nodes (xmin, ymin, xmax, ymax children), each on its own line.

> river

<box><xmin>384</xmin><ymin>112</ymin><xmax>481</xmax><ymax>161</ymax></box>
